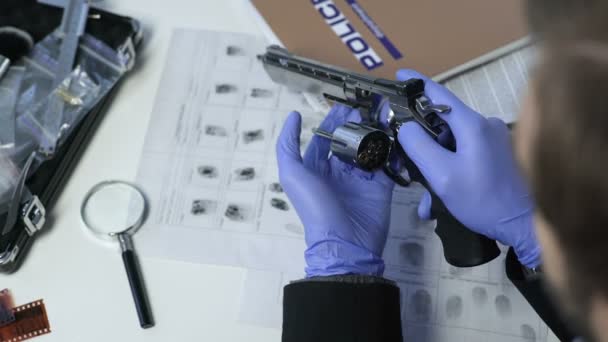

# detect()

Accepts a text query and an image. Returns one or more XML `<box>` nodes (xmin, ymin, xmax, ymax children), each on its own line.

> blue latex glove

<box><xmin>396</xmin><ymin>69</ymin><xmax>541</xmax><ymax>268</ymax></box>
<box><xmin>276</xmin><ymin>105</ymin><xmax>395</xmax><ymax>277</ymax></box>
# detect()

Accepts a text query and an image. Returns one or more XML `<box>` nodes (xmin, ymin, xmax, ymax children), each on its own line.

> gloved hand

<box><xmin>396</xmin><ymin>69</ymin><xmax>541</xmax><ymax>268</ymax></box>
<box><xmin>276</xmin><ymin>105</ymin><xmax>395</xmax><ymax>277</ymax></box>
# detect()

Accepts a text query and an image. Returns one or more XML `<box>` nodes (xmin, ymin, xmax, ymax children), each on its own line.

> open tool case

<box><xmin>0</xmin><ymin>0</ymin><xmax>143</xmax><ymax>273</ymax></box>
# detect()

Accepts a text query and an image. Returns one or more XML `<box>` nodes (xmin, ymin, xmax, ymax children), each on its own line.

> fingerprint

<box><xmin>446</xmin><ymin>295</ymin><xmax>463</xmax><ymax>319</ymax></box>
<box><xmin>225</xmin><ymin>204</ymin><xmax>246</xmax><ymax>221</ymax></box>
<box><xmin>250</xmin><ymin>88</ymin><xmax>273</xmax><ymax>98</ymax></box>
<box><xmin>411</xmin><ymin>289</ymin><xmax>432</xmax><ymax>321</ymax></box>
<box><xmin>400</xmin><ymin>242</ymin><xmax>424</xmax><ymax>267</ymax></box>
<box><xmin>226</xmin><ymin>45</ymin><xmax>244</xmax><ymax>56</ymax></box>
<box><xmin>495</xmin><ymin>295</ymin><xmax>512</xmax><ymax>317</ymax></box>
<box><xmin>269</xmin><ymin>182</ymin><xmax>283</xmax><ymax>193</ymax></box>
<box><xmin>472</xmin><ymin>287</ymin><xmax>488</xmax><ymax>306</ymax></box>
<box><xmin>271</xmin><ymin>198</ymin><xmax>289</xmax><ymax>211</ymax></box>
<box><xmin>448</xmin><ymin>266</ymin><xmax>471</xmax><ymax>277</ymax></box>
<box><xmin>284</xmin><ymin>224</ymin><xmax>304</xmax><ymax>235</ymax></box>
<box><xmin>205</xmin><ymin>125</ymin><xmax>227</xmax><ymax>137</ymax></box>
<box><xmin>197</xmin><ymin>165</ymin><xmax>218</xmax><ymax>178</ymax></box>
<box><xmin>243</xmin><ymin>129</ymin><xmax>264</xmax><ymax>144</ymax></box>
<box><xmin>234</xmin><ymin>167</ymin><xmax>255</xmax><ymax>181</ymax></box>
<box><xmin>521</xmin><ymin>324</ymin><xmax>536</xmax><ymax>341</ymax></box>
<box><xmin>191</xmin><ymin>200</ymin><xmax>216</xmax><ymax>216</ymax></box>
<box><xmin>215</xmin><ymin>84</ymin><xmax>236</xmax><ymax>94</ymax></box>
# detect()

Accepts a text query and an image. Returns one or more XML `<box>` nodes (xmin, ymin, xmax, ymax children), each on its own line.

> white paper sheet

<box><xmin>239</xmin><ymin>44</ymin><xmax>557</xmax><ymax>341</ymax></box>
<box><xmin>136</xmin><ymin>28</ymin><xmax>555</xmax><ymax>341</ymax></box>
<box><xmin>136</xmin><ymin>29</ymin><xmax>316</xmax><ymax>272</ymax></box>
<box><xmin>443</xmin><ymin>46</ymin><xmax>536</xmax><ymax>124</ymax></box>
<box><xmin>240</xmin><ymin>182</ymin><xmax>553</xmax><ymax>340</ymax></box>
<box><xmin>136</xmin><ymin>29</ymin><xmax>441</xmax><ymax>274</ymax></box>
<box><xmin>241</xmin><ymin>266</ymin><xmax>552</xmax><ymax>341</ymax></box>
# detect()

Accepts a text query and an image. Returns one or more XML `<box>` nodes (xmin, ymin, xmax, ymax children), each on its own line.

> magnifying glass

<box><xmin>81</xmin><ymin>180</ymin><xmax>154</xmax><ymax>329</ymax></box>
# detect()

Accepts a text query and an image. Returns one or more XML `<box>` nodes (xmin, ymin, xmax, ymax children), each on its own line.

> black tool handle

<box><xmin>430</xmin><ymin>193</ymin><xmax>501</xmax><ymax>267</ymax></box>
<box><xmin>122</xmin><ymin>250</ymin><xmax>154</xmax><ymax>329</ymax></box>
<box><xmin>394</xmin><ymin>128</ymin><xmax>500</xmax><ymax>267</ymax></box>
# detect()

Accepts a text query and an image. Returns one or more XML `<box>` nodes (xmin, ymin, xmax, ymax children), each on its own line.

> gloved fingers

<box><xmin>327</xmin><ymin>157</ymin><xmax>377</xmax><ymax>183</ymax></box>
<box><xmin>303</xmin><ymin>136</ymin><xmax>330</xmax><ymax>175</ymax></box>
<box><xmin>277</xmin><ymin>113</ymin><xmax>335</xmax><ymax>216</ymax></box>
<box><xmin>304</xmin><ymin>136</ymin><xmax>330</xmax><ymax>171</ymax></box>
<box><xmin>417</xmin><ymin>190</ymin><xmax>432</xmax><ymax>220</ymax></box>
<box><xmin>395</xmin><ymin>69</ymin><xmax>484</xmax><ymax>146</ymax></box>
<box><xmin>485</xmin><ymin>117</ymin><xmax>516</xmax><ymax>149</ymax></box>
<box><xmin>373</xmin><ymin>169</ymin><xmax>397</xmax><ymax>189</ymax></box>
<box><xmin>397</xmin><ymin>121</ymin><xmax>453</xmax><ymax>187</ymax></box>
<box><xmin>376</xmin><ymin>99</ymin><xmax>393</xmax><ymax>130</ymax></box>
<box><xmin>328</xmin><ymin>156</ymin><xmax>362</xmax><ymax>178</ymax></box>
<box><xmin>486</xmin><ymin>117</ymin><xmax>510</xmax><ymax>136</ymax></box>
<box><xmin>318</xmin><ymin>104</ymin><xmax>351</xmax><ymax>132</ymax></box>
<box><xmin>327</xmin><ymin>155</ymin><xmax>396</xmax><ymax>191</ymax></box>
<box><xmin>345</xmin><ymin>107</ymin><xmax>362</xmax><ymax>123</ymax></box>
<box><xmin>371</xmin><ymin>152</ymin><xmax>403</xmax><ymax>188</ymax></box>
<box><xmin>395</xmin><ymin>69</ymin><xmax>465</xmax><ymax>108</ymax></box>
<box><xmin>277</xmin><ymin>111</ymin><xmax>304</xmax><ymax>173</ymax></box>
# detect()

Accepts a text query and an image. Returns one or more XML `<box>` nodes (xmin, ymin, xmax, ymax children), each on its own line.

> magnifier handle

<box><xmin>122</xmin><ymin>250</ymin><xmax>154</xmax><ymax>329</ymax></box>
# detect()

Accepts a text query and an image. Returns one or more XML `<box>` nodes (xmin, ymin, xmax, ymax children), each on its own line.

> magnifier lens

<box><xmin>82</xmin><ymin>182</ymin><xmax>145</xmax><ymax>236</ymax></box>
<box><xmin>81</xmin><ymin>181</ymin><xmax>153</xmax><ymax>328</ymax></box>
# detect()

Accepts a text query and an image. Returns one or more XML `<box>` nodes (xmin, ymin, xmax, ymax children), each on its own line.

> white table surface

<box><xmin>0</xmin><ymin>1</ymin><xmax>281</xmax><ymax>341</ymax></box>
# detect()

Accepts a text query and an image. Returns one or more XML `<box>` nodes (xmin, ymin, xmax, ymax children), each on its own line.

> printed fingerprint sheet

<box><xmin>135</xmin><ymin>29</ymin><xmax>555</xmax><ymax>341</ymax></box>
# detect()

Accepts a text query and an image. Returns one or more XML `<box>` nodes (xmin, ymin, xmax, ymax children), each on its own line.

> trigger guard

<box><xmin>383</xmin><ymin>165</ymin><xmax>410</xmax><ymax>187</ymax></box>
<box><xmin>425</xmin><ymin>113</ymin><xmax>455</xmax><ymax>151</ymax></box>
<box><xmin>424</xmin><ymin>112</ymin><xmax>446</xmax><ymax>136</ymax></box>
<box><xmin>383</xmin><ymin>155</ymin><xmax>410</xmax><ymax>187</ymax></box>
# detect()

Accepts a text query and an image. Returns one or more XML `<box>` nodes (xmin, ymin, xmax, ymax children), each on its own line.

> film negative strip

<box><xmin>0</xmin><ymin>290</ymin><xmax>15</xmax><ymax>328</ymax></box>
<box><xmin>0</xmin><ymin>300</ymin><xmax>50</xmax><ymax>342</ymax></box>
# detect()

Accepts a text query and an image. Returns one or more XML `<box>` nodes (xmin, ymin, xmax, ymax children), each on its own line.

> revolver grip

<box><xmin>431</xmin><ymin>193</ymin><xmax>501</xmax><ymax>267</ymax></box>
<box><xmin>393</xmin><ymin>130</ymin><xmax>500</xmax><ymax>268</ymax></box>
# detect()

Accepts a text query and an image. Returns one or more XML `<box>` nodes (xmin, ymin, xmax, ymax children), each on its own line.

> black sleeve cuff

<box><xmin>291</xmin><ymin>274</ymin><xmax>396</xmax><ymax>285</ymax></box>
<box><xmin>282</xmin><ymin>276</ymin><xmax>402</xmax><ymax>342</ymax></box>
<box><xmin>505</xmin><ymin>248</ymin><xmax>576</xmax><ymax>341</ymax></box>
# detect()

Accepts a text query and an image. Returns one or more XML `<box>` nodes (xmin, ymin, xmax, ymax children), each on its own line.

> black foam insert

<box><xmin>0</xmin><ymin>1</ymin><xmax>140</xmax><ymax>272</ymax></box>
<box><xmin>0</xmin><ymin>0</ymin><xmax>135</xmax><ymax>60</ymax></box>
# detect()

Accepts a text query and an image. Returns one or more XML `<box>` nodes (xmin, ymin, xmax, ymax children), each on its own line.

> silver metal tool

<box><xmin>259</xmin><ymin>46</ymin><xmax>503</xmax><ymax>269</ymax></box>
<box><xmin>258</xmin><ymin>45</ymin><xmax>451</xmax><ymax>137</ymax></box>
<box><xmin>81</xmin><ymin>180</ymin><xmax>154</xmax><ymax>329</ymax></box>
<box><xmin>313</xmin><ymin>123</ymin><xmax>392</xmax><ymax>172</ymax></box>
<box><xmin>0</xmin><ymin>66</ymin><xmax>25</xmax><ymax>149</ymax></box>
<box><xmin>55</xmin><ymin>0</ymin><xmax>90</xmax><ymax>80</ymax></box>
<box><xmin>0</xmin><ymin>56</ymin><xmax>9</xmax><ymax>81</ymax></box>
<box><xmin>259</xmin><ymin>45</ymin><xmax>453</xmax><ymax>182</ymax></box>
<box><xmin>39</xmin><ymin>0</ymin><xmax>90</xmax><ymax>156</ymax></box>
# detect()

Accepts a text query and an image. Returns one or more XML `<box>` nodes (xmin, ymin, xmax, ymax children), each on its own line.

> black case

<box><xmin>0</xmin><ymin>0</ymin><xmax>143</xmax><ymax>273</ymax></box>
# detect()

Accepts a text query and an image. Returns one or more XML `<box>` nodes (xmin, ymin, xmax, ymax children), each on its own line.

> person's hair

<box><xmin>532</xmin><ymin>37</ymin><xmax>608</xmax><ymax>308</ymax></box>
<box><xmin>525</xmin><ymin>0</ymin><xmax>608</xmax><ymax>35</ymax></box>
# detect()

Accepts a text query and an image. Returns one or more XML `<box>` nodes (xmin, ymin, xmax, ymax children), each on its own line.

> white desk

<box><xmin>0</xmin><ymin>1</ymin><xmax>280</xmax><ymax>341</ymax></box>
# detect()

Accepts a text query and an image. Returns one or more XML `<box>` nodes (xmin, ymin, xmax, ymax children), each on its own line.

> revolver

<box><xmin>259</xmin><ymin>45</ymin><xmax>501</xmax><ymax>268</ymax></box>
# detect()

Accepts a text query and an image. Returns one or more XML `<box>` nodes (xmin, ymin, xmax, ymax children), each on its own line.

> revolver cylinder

<box><xmin>315</xmin><ymin>123</ymin><xmax>391</xmax><ymax>172</ymax></box>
